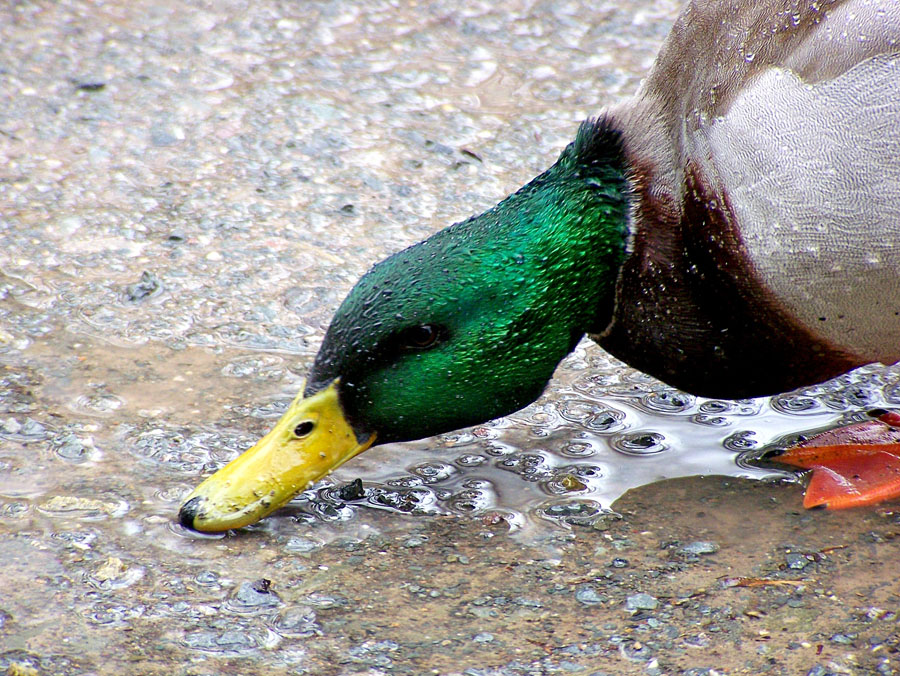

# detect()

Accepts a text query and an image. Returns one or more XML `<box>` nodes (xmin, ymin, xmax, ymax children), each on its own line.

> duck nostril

<box><xmin>293</xmin><ymin>421</ymin><xmax>315</xmax><ymax>437</ymax></box>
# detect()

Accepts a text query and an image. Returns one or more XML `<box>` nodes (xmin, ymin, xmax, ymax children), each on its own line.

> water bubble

<box><xmin>285</xmin><ymin>536</ymin><xmax>323</xmax><ymax>554</ymax></box>
<box><xmin>365</xmin><ymin>485</ymin><xmax>442</xmax><ymax>515</ymax></box>
<box><xmin>822</xmin><ymin>386</ymin><xmax>876</xmax><ymax>410</ymax></box>
<box><xmin>496</xmin><ymin>452</ymin><xmax>554</xmax><ymax>481</ymax></box>
<box><xmin>385</xmin><ymin>476</ymin><xmax>425</xmax><ymax>489</ymax></box>
<box><xmin>455</xmin><ymin>453</ymin><xmax>486</xmax><ymax>467</ymax></box>
<box><xmin>154</xmin><ymin>484</ymin><xmax>190</xmax><ymax>503</ymax></box>
<box><xmin>50</xmin><ymin>529</ymin><xmax>97</xmax><ymax>550</ymax></box>
<box><xmin>220</xmin><ymin>354</ymin><xmax>285</xmax><ymax>381</ymax></box>
<box><xmin>475</xmin><ymin>423</ymin><xmax>501</xmax><ymax>437</ymax></box>
<box><xmin>611</xmin><ymin>432</ymin><xmax>667</xmax><ymax>456</ymax></box>
<box><xmin>690</xmin><ymin>414</ymin><xmax>729</xmax><ymax>427</ymax></box>
<box><xmin>0</xmin><ymin>502</ymin><xmax>29</xmax><ymax>519</ymax></box>
<box><xmin>71</xmin><ymin>392</ymin><xmax>124</xmax><ymax>416</ymax></box>
<box><xmin>20</xmin><ymin>418</ymin><xmax>48</xmax><ymax>437</ymax></box>
<box><xmin>541</xmin><ymin>464</ymin><xmax>605</xmax><ymax>496</ymax></box>
<box><xmin>560</xmin><ymin>439</ymin><xmax>597</xmax><ymax>457</ymax></box>
<box><xmin>234</xmin><ymin>398</ymin><xmax>290</xmax><ymax>420</ymax></box>
<box><xmin>770</xmin><ymin>393</ymin><xmax>823</xmax><ymax>415</ymax></box>
<box><xmin>0</xmin><ymin>650</ymin><xmax>78</xmax><ymax>676</ymax></box>
<box><xmin>194</xmin><ymin>570</ymin><xmax>221</xmax><ymax>588</ymax></box>
<box><xmin>0</xmin><ymin>418</ymin><xmax>23</xmax><ymax>436</ymax></box>
<box><xmin>723</xmin><ymin>430</ymin><xmax>758</xmax><ymax>452</ymax></box>
<box><xmin>481</xmin><ymin>440</ymin><xmax>518</xmax><ymax>457</ymax></box>
<box><xmin>408</xmin><ymin>461</ymin><xmax>456</xmax><ymax>484</ymax></box>
<box><xmin>509</xmin><ymin>403</ymin><xmax>559</xmax><ymax>428</ymax></box>
<box><xmin>438</xmin><ymin>429</ymin><xmax>486</xmax><ymax>447</ymax></box>
<box><xmin>183</xmin><ymin>628</ymin><xmax>263</xmax><ymax>655</ymax></box>
<box><xmin>539</xmin><ymin>499</ymin><xmax>605</xmax><ymax>527</ymax></box>
<box><xmin>127</xmin><ymin>424</ymin><xmax>250</xmax><ymax>474</ymax></box>
<box><xmin>447</xmin><ymin>487</ymin><xmax>493</xmax><ymax>514</ymax></box>
<box><xmin>224</xmin><ymin>580</ymin><xmax>282</xmax><ymax>614</ymax></box>
<box><xmin>558</xmin><ymin>399</ymin><xmax>626</xmax><ymax>432</ymax></box>
<box><xmin>84</xmin><ymin>602</ymin><xmax>143</xmax><ymax>626</ymax></box>
<box><xmin>635</xmin><ymin>391</ymin><xmax>696</xmax><ymax>414</ymax></box>
<box><xmin>270</xmin><ymin>605</ymin><xmax>321</xmax><ymax>638</ymax></box>
<box><xmin>698</xmin><ymin>400</ymin><xmax>732</xmax><ymax>414</ymax></box>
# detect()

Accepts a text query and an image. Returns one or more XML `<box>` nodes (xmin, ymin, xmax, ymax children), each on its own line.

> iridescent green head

<box><xmin>179</xmin><ymin>118</ymin><xmax>631</xmax><ymax>532</ymax></box>
<box><xmin>306</xmin><ymin>117</ymin><xmax>631</xmax><ymax>443</ymax></box>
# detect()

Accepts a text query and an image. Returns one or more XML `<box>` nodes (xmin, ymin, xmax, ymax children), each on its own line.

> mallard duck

<box><xmin>180</xmin><ymin>0</ymin><xmax>900</xmax><ymax>532</ymax></box>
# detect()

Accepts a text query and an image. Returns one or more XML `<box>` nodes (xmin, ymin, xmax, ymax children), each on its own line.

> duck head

<box><xmin>179</xmin><ymin>118</ymin><xmax>630</xmax><ymax>532</ymax></box>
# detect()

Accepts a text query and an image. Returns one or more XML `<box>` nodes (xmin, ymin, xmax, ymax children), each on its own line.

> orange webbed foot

<box><xmin>775</xmin><ymin>411</ymin><xmax>900</xmax><ymax>509</ymax></box>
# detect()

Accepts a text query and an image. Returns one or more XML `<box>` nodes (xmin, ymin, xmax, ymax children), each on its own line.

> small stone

<box><xmin>473</xmin><ymin>632</ymin><xmax>493</xmax><ymax>643</ymax></box>
<box><xmin>785</xmin><ymin>552</ymin><xmax>810</xmax><ymax>570</ymax></box>
<box><xmin>1</xmin><ymin>418</ymin><xmax>22</xmax><ymax>434</ymax></box>
<box><xmin>514</xmin><ymin>597</ymin><xmax>542</xmax><ymax>608</ymax></box>
<box><xmin>285</xmin><ymin>537</ymin><xmax>321</xmax><ymax>553</ymax></box>
<box><xmin>57</xmin><ymin>434</ymin><xmax>87</xmax><ymax>461</ymax></box>
<box><xmin>338</xmin><ymin>478</ymin><xmax>365</xmax><ymax>501</ymax></box>
<box><xmin>94</xmin><ymin>557</ymin><xmax>126</xmax><ymax>582</ymax></box>
<box><xmin>150</xmin><ymin>124</ymin><xmax>183</xmax><ymax>146</ymax></box>
<box><xmin>76</xmin><ymin>81</ymin><xmax>106</xmax><ymax>92</ymax></box>
<box><xmin>404</xmin><ymin>535</ymin><xmax>427</xmax><ymax>548</ymax></box>
<box><xmin>7</xmin><ymin>664</ymin><xmax>40</xmax><ymax>676</ymax></box>
<box><xmin>681</xmin><ymin>541</ymin><xmax>719</xmax><ymax>555</ymax></box>
<box><xmin>21</xmin><ymin>418</ymin><xmax>46</xmax><ymax>437</ymax></box>
<box><xmin>575</xmin><ymin>587</ymin><xmax>604</xmax><ymax>605</ymax></box>
<box><xmin>559</xmin><ymin>474</ymin><xmax>588</xmax><ymax>491</ymax></box>
<box><xmin>625</xmin><ymin>593</ymin><xmax>659</xmax><ymax>611</ymax></box>
<box><xmin>58</xmin><ymin>215</ymin><xmax>83</xmax><ymax>234</ymax></box>
<box><xmin>805</xmin><ymin>667</ymin><xmax>836</xmax><ymax>676</ymax></box>
<box><xmin>40</xmin><ymin>495</ymin><xmax>122</xmax><ymax>517</ymax></box>
<box><xmin>829</xmin><ymin>633</ymin><xmax>855</xmax><ymax>645</ymax></box>
<box><xmin>125</xmin><ymin>271</ymin><xmax>161</xmax><ymax>301</ymax></box>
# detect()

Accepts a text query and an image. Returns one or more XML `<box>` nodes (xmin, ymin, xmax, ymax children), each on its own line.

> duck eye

<box><xmin>293</xmin><ymin>421</ymin><xmax>315</xmax><ymax>437</ymax></box>
<box><xmin>400</xmin><ymin>324</ymin><xmax>441</xmax><ymax>350</ymax></box>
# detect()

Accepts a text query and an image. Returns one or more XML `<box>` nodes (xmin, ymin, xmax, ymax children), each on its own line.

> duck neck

<box><xmin>491</xmin><ymin>118</ymin><xmax>631</xmax><ymax>343</ymax></box>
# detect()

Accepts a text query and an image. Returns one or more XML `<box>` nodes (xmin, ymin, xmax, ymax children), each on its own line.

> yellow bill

<box><xmin>179</xmin><ymin>380</ymin><xmax>375</xmax><ymax>532</ymax></box>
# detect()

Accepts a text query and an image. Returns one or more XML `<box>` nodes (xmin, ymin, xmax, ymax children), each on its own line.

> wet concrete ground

<box><xmin>2</xmin><ymin>0</ymin><xmax>899</xmax><ymax>674</ymax></box>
